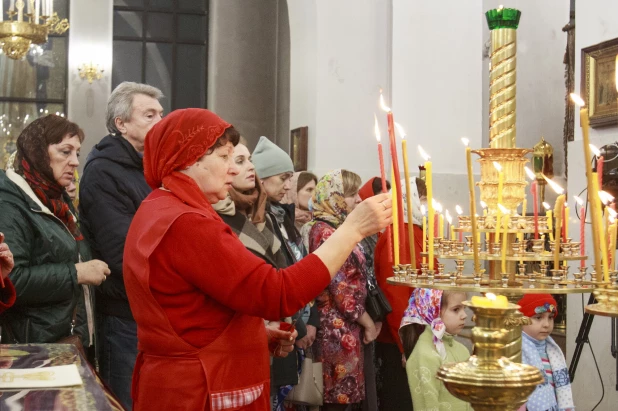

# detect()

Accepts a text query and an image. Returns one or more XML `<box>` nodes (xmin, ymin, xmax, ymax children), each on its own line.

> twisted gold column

<box><xmin>489</xmin><ymin>28</ymin><xmax>517</xmax><ymax>148</ymax></box>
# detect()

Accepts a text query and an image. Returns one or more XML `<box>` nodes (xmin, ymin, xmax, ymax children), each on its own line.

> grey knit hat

<box><xmin>252</xmin><ymin>136</ymin><xmax>294</xmax><ymax>179</ymax></box>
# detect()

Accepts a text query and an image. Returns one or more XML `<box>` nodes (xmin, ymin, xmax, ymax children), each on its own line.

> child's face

<box><xmin>523</xmin><ymin>311</ymin><xmax>554</xmax><ymax>341</ymax></box>
<box><xmin>440</xmin><ymin>293</ymin><xmax>467</xmax><ymax>335</ymax></box>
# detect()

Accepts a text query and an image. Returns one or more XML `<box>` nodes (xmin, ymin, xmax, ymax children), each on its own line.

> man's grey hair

<box><xmin>106</xmin><ymin>82</ymin><xmax>163</xmax><ymax>135</ymax></box>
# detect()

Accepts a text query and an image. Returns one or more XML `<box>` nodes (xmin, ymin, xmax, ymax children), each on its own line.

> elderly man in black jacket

<box><xmin>79</xmin><ymin>82</ymin><xmax>163</xmax><ymax>409</ymax></box>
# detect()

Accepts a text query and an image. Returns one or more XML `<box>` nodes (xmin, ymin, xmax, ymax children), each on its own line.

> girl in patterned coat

<box><xmin>518</xmin><ymin>294</ymin><xmax>574</xmax><ymax>411</ymax></box>
<box><xmin>400</xmin><ymin>288</ymin><xmax>472</xmax><ymax>411</ymax></box>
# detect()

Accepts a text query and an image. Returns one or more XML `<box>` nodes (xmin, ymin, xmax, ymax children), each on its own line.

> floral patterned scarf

<box><xmin>310</xmin><ymin>169</ymin><xmax>348</xmax><ymax>229</ymax></box>
<box><xmin>399</xmin><ymin>288</ymin><xmax>447</xmax><ymax>359</ymax></box>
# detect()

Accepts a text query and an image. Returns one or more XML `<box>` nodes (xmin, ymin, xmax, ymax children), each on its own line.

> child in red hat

<box><xmin>518</xmin><ymin>294</ymin><xmax>574</xmax><ymax>411</ymax></box>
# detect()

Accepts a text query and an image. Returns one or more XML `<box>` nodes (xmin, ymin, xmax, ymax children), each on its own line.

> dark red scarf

<box><xmin>21</xmin><ymin>158</ymin><xmax>83</xmax><ymax>241</ymax></box>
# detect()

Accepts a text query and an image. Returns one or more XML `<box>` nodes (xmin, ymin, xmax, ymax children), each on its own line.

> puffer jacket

<box><xmin>0</xmin><ymin>169</ymin><xmax>91</xmax><ymax>345</ymax></box>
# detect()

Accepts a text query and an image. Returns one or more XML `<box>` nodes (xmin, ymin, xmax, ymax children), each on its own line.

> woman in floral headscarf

<box><xmin>122</xmin><ymin>110</ymin><xmax>393</xmax><ymax>410</ymax></box>
<box><xmin>307</xmin><ymin>169</ymin><xmax>380</xmax><ymax>410</ymax></box>
<box><xmin>399</xmin><ymin>288</ymin><xmax>471</xmax><ymax>411</ymax></box>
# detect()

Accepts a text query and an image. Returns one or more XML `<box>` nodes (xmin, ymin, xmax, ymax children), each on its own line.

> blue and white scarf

<box><xmin>522</xmin><ymin>332</ymin><xmax>574</xmax><ymax>411</ymax></box>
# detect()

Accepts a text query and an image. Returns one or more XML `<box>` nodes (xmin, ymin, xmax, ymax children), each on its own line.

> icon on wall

<box><xmin>290</xmin><ymin>126</ymin><xmax>308</xmax><ymax>172</ymax></box>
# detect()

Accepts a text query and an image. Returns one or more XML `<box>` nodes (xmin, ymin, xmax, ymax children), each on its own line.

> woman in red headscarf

<box><xmin>123</xmin><ymin>109</ymin><xmax>392</xmax><ymax>410</ymax></box>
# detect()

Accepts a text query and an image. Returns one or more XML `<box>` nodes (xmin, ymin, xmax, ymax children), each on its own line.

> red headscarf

<box><xmin>143</xmin><ymin>108</ymin><xmax>232</xmax><ymax>218</ymax></box>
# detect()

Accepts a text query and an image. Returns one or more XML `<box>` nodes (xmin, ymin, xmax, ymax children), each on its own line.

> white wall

<box><xmin>566</xmin><ymin>1</ymin><xmax>618</xmax><ymax>409</ymax></box>
<box><xmin>68</xmin><ymin>0</ymin><xmax>113</xmax><ymax>173</ymax></box>
<box><xmin>288</xmin><ymin>0</ymin><xmax>390</xmax><ymax>182</ymax></box>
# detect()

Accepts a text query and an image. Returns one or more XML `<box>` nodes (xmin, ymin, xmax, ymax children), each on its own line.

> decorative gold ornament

<box><xmin>0</xmin><ymin>1</ymin><xmax>69</xmax><ymax>60</ymax></box>
<box><xmin>437</xmin><ymin>302</ymin><xmax>544</xmax><ymax>411</ymax></box>
<box><xmin>78</xmin><ymin>62</ymin><xmax>104</xmax><ymax>84</ymax></box>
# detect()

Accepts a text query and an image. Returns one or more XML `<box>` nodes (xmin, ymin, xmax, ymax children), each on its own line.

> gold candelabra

<box><xmin>0</xmin><ymin>1</ymin><xmax>69</xmax><ymax>60</ymax></box>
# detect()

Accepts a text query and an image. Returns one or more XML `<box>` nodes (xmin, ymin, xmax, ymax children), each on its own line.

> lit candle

<box><xmin>564</xmin><ymin>202</ymin><xmax>569</xmax><ymax>239</ymax></box>
<box><xmin>456</xmin><ymin>204</ymin><xmax>464</xmax><ymax>242</ymax></box>
<box><xmin>380</xmin><ymin>92</ymin><xmax>406</xmax><ymax>252</ymax></box>
<box><xmin>575</xmin><ymin>196</ymin><xmax>585</xmax><ymax>269</ymax></box>
<box><xmin>396</xmin><ymin>123</ymin><xmax>416</xmax><ymax>268</ymax></box>
<box><xmin>447</xmin><ymin>210</ymin><xmax>455</xmax><ymax>240</ymax></box>
<box><xmin>493</xmin><ymin>162</ymin><xmax>504</xmax><ymax>241</ymax></box>
<box><xmin>543</xmin><ymin>202</ymin><xmax>554</xmax><ymax>242</ymax></box>
<box><xmin>471</xmin><ymin>292</ymin><xmax>509</xmax><ymax>308</ymax></box>
<box><xmin>422</xmin><ymin>205</ymin><xmax>427</xmax><ymax>264</ymax></box>
<box><xmin>374</xmin><ymin>115</ymin><xmax>387</xmax><ymax>193</ymax></box>
<box><xmin>499</xmin><ymin>204</ymin><xmax>510</xmax><ymax>273</ymax></box>
<box><xmin>595</xmin><ymin>184</ymin><xmax>610</xmax><ymax>282</ymax></box>
<box><xmin>553</xmin><ymin>195</ymin><xmax>566</xmax><ymax>269</ymax></box>
<box><xmin>591</xmin><ymin>145</ymin><xmax>604</xmax><ymax>189</ymax></box>
<box><xmin>391</xmin><ymin>167</ymin><xmax>400</xmax><ymax>266</ymax></box>
<box><xmin>462</xmin><ymin>138</ymin><xmax>480</xmax><ymax>273</ymax></box>
<box><xmin>571</xmin><ymin>93</ymin><xmax>603</xmax><ymax>280</ymax></box>
<box><xmin>420</xmin><ymin>145</ymin><xmax>434</xmax><ymax>270</ymax></box>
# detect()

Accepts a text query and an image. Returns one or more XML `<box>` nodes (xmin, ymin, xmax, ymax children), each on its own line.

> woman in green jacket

<box><xmin>0</xmin><ymin>115</ymin><xmax>110</xmax><ymax>347</ymax></box>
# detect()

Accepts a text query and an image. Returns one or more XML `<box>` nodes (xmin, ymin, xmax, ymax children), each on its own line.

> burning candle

<box><xmin>380</xmin><ymin>92</ymin><xmax>405</xmax><ymax>252</ymax></box>
<box><xmin>564</xmin><ymin>202</ymin><xmax>569</xmax><ymax>239</ymax></box>
<box><xmin>571</xmin><ymin>93</ymin><xmax>603</xmax><ymax>280</ymax></box>
<box><xmin>575</xmin><ymin>196</ymin><xmax>585</xmax><ymax>269</ymax></box>
<box><xmin>446</xmin><ymin>210</ymin><xmax>455</xmax><ymax>240</ymax></box>
<box><xmin>595</xmin><ymin>184</ymin><xmax>610</xmax><ymax>282</ymax></box>
<box><xmin>591</xmin><ymin>144</ymin><xmax>604</xmax><ymax>189</ymax></box>
<box><xmin>456</xmin><ymin>204</ymin><xmax>464</xmax><ymax>242</ymax></box>
<box><xmin>391</xmin><ymin>167</ymin><xmax>400</xmax><ymax>266</ymax></box>
<box><xmin>543</xmin><ymin>202</ymin><xmax>553</xmax><ymax>242</ymax></box>
<box><xmin>374</xmin><ymin>114</ymin><xmax>387</xmax><ymax>193</ymax></box>
<box><xmin>420</xmin><ymin>145</ymin><xmax>434</xmax><ymax>270</ymax></box>
<box><xmin>396</xmin><ymin>123</ymin><xmax>416</xmax><ymax>267</ymax></box>
<box><xmin>553</xmin><ymin>195</ymin><xmax>566</xmax><ymax>270</ymax></box>
<box><xmin>499</xmin><ymin>204</ymin><xmax>510</xmax><ymax>273</ymax></box>
<box><xmin>422</xmin><ymin>204</ymin><xmax>427</xmax><ymax>264</ymax></box>
<box><xmin>493</xmin><ymin>162</ymin><xmax>504</xmax><ymax>240</ymax></box>
<box><xmin>471</xmin><ymin>292</ymin><xmax>509</xmax><ymax>308</ymax></box>
<box><xmin>462</xmin><ymin>138</ymin><xmax>480</xmax><ymax>273</ymax></box>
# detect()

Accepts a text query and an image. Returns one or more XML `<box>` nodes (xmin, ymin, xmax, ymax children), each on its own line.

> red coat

<box><xmin>374</xmin><ymin>223</ymin><xmax>437</xmax><ymax>353</ymax></box>
<box><xmin>124</xmin><ymin>189</ymin><xmax>331</xmax><ymax>410</ymax></box>
<box><xmin>0</xmin><ymin>279</ymin><xmax>15</xmax><ymax>314</ymax></box>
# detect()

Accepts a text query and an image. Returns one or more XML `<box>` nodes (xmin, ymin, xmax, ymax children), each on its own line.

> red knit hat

<box><xmin>517</xmin><ymin>294</ymin><xmax>558</xmax><ymax>318</ymax></box>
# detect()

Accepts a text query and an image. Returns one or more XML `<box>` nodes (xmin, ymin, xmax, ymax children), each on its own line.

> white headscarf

<box><xmin>399</xmin><ymin>178</ymin><xmax>423</xmax><ymax>226</ymax></box>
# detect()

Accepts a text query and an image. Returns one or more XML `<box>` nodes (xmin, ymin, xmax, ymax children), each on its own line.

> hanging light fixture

<box><xmin>0</xmin><ymin>0</ymin><xmax>69</xmax><ymax>60</ymax></box>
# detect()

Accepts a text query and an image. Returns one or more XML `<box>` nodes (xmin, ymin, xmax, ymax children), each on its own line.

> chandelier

<box><xmin>0</xmin><ymin>1</ymin><xmax>69</xmax><ymax>60</ymax></box>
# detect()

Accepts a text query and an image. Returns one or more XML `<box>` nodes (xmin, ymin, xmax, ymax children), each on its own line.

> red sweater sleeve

<box><xmin>162</xmin><ymin>213</ymin><xmax>331</xmax><ymax>321</ymax></box>
<box><xmin>0</xmin><ymin>279</ymin><xmax>16</xmax><ymax>314</ymax></box>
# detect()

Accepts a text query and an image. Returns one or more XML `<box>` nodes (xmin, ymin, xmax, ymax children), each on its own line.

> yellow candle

<box><xmin>501</xmin><ymin>210</ymin><xmax>510</xmax><ymax>273</ymax></box>
<box><xmin>426</xmin><ymin>161</ymin><xmax>434</xmax><ymax>270</ymax></box>
<box><xmin>494</xmin><ymin>162</ymin><xmax>504</xmax><ymax>239</ymax></box>
<box><xmin>439</xmin><ymin>213</ymin><xmax>444</xmax><ymax>240</ymax></box>
<box><xmin>578</xmin><ymin>105</ymin><xmax>603</xmax><ymax>280</ymax></box>
<box><xmin>463</xmin><ymin>140</ymin><xmax>480</xmax><ymax>274</ymax></box>
<box><xmin>401</xmin><ymin>137</ymin><xmax>416</xmax><ymax>268</ymax></box>
<box><xmin>611</xmin><ymin>222</ymin><xmax>617</xmax><ymax>270</ymax></box>
<box><xmin>422</xmin><ymin>215</ymin><xmax>427</xmax><ymax>264</ymax></box>
<box><xmin>471</xmin><ymin>293</ymin><xmax>509</xmax><ymax>308</ymax></box>
<box><xmin>564</xmin><ymin>205</ymin><xmax>570</xmax><ymax>238</ymax></box>
<box><xmin>548</xmin><ymin>210</ymin><xmax>554</xmax><ymax>240</ymax></box>
<box><xmin>391</xmin><ymin>167</ymin><xmax>400</xmax><ymax>266</ymax></box>
<box><xmin>553</xmin><ymin>195</ymin><xmax>566</xmax><ymax>269</ymax></box>
<box><xmin>593</xmin><ymin>175</ymin><xmax>609</xmax><ymax>282</ymax></box>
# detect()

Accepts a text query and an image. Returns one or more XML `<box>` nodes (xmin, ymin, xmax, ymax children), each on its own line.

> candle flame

<box><xmin>497</xmin><ymin>204</ymin><xmax>509</xmax><ymax>214</ymax></box>
<box><xmin>599</xmin><ymin>190</ymin><xmax>615</xmax><ymax>205</ymax></box>
<box><xmin>542</xmin><ymin>202</ymin><xmax>551</xmax><ymax>210</ymax></box>
<box><xmin>480</xmin><ymin>200</ymin><xmax>487</xmax><ymax>209</ymax></box>
<box><xmin>374</xmin><ymin>114</ymin><xmax>381</xmax><ymax>142</ymax></box>
<box><xmin>379</xmin><ymin>91</ymin><xmax>391</xmax><ymax>112</ymax></box>
<box><xmin>574</xmin><ymin>196</ymin><xmax>584</xmax><ymax>206</ymax></box>
<box><xmin>486</xmin><ymin>292</ymin><xmax>497</xmax><ymax>301</ymax></box>
<box><xmin>589</xmin><ymin>144</ymin><xmax>601</xmax><ymax>157</ymax></box>
<box><xmin>418</xmin><ymin>145</ymin><xmax>431</xmax><ymax>161</ymax></box>
<box><xmin>524</xmin><ymin>166</ymin><xmax>536</xmax><ymax>181</ymax></box>
<box><xmin>542</xmin><ymin>174</ymin><xmax>565</xmax><ymax>194</ymax></box>
<box><xmin>395</xmin><ymin>122</ymin><xmax>406</xmax><ymax>140</ymax></box>
<box><xmin>446</xmin><ymin>210</ymin><xmax>452</xmax><ymax>224</ymax></box>
<box><xmin>461</xmin><ymin>137</ymin><xmax>470</xmax><ymax>147</ymax></box>
<box><xmin>455</xmin><ymin>205</ymin><xmax>463</xmax><ymax>215</ymax></box>
<box><xmin>493</xmin><ymin>161</ymin><xmax>502</xmax><ymax>172</ymax></box>
<box><xmin>570</xmin><ymin>93</ymin><xmax>585</xmax><ymax>107</ymax></box>
<box><xmin>432</xmin><ymin>200</ymin><xmax>443</xmax><ymax>213</ymax></box>
<box><xmin>421</xmin><ymin>204</ymin><xmax>426</xmax><ymax>215</ymax></box>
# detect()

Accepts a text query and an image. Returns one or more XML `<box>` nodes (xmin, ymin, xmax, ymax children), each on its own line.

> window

<box><xmin>112</xmin><ymin>0</ymin><xmax>208</xmax><ymax>113</ymax></box>
<box><xmin>0</xmin><ymin>0</ymin><xmax>70</xmax><ymax>169</ymax></box>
